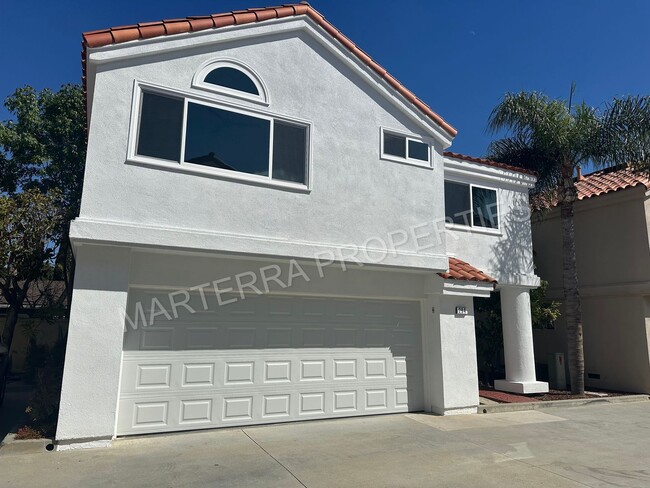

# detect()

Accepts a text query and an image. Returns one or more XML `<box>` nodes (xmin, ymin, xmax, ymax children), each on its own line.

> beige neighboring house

<box><xmin>532</xmin><ymin>166</ymin><xmax>650</xmax><ymax>393</ymax></box>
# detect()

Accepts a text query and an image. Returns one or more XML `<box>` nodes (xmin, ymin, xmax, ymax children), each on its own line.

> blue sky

<box><xmin>1</xmin><ymin>0</ymin><xmax>649</xmax><ymax>157</ymax></box>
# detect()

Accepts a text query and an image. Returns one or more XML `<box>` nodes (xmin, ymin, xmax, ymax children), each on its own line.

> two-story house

<box><xmin>533</xmin><ymin>166</ymin><xmax>650</xmax><ymax>394</ymax></box>
<box><xmin>57</xmin><ymin>3</ymin><xmax>547</xmax><ymax>450</ymax></box>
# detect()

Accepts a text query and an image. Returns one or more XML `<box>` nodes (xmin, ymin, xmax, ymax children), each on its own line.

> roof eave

<box><xmin>80</xmin><ymin>3</ymin><xmax>457</xmax><ymax>140</ymax></box>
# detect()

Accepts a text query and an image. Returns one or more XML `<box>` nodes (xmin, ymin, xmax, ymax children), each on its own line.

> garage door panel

<box><xmin>118</xmin><ymin>294</ymin><xmax>423</xmax><ymax>435</ymax></box>
<box><xmin>121</xmin><ymin>350</ymin><xmax>420</xmax><ymax>389</ymax></box>
<box><xmin>117</xmin><ymin>380</ymin><xmax>420</xmax><ymax>435</ymax></box>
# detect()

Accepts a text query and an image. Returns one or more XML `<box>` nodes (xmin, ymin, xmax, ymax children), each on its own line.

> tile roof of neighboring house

<box><xmin>0</xmin><ymin>281</ymin><xmax>67</xmax><ymax>309</ymax></box>
<box><xmin>438</xmin><ymin>257</ymin><xmax>497</xmax><ymax>284</ymax></box>
<box><xmin>574</xmin><ymin>165</ymin><xmax>650</xmax><ymax>200</ymax></box>
<box><xmin>81</xmin><ymin>2</ymin><xmax>457</xmax><ymax>138</ymax></box>
<box><xmin>443</xmin><ymin>151</ymin><xmax>538</xmax><ymax>177</ymax></box>
<box><xmin>532</xmin><ymin>165</ymin><xmax>650</xmax><ymax>209</ymax></box>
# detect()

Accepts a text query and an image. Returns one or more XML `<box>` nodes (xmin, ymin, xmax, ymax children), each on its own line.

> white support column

<box><xmin>495</xmin><ymin>286</ymin><xmax>548</xmax><ymax>394</ymax></box>
<box><xmin>56</xmin><ymin>244</ymin><xmax>131</xmax><ymax>450</ymax></box>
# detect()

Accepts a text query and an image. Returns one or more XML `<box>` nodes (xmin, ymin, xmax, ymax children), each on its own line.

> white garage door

<box><xmin>117</xmin><ymin>291</ymin><xmax>423</xmax><ymax>436</ymax></box>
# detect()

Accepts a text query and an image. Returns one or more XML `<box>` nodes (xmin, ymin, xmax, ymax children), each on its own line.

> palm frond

<box><xmin>488</xmin><ymin>136</ymin><xmax>562</xmax><ymax>194</ymax></box>
<box><xmin>595</xmin><ymin>95</ymin><xmax>650</xmax><ymax>173</ymax></box>
<box><xmin>487</xmin><ymin>91</ymin><xmax>574</xmax><ymax>163</ymax></box>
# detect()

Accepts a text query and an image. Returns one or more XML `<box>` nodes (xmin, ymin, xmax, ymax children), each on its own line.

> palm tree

<box><xmin>487</xmin><ymin>89</ymin><xmax>650</xmax><ymax>394</ymax></box>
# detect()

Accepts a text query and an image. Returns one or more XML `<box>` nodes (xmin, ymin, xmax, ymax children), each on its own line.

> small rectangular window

<box><xmin>136</xmin><ymin>92</ymin><xmax>184</xmax><ymax>161</ymax></box>
<box><xmin>408</xmin><ymin>140</ymin><xmax>429</xmax><ymax>161</ymax></box>
<box><xmin>472</xmin><ymin>186</ymin><xmax>499</xmax><ymax>228</ymax></box>
<box><xmin>184</xmin><ymin>102</ymin><xmax>270</xmax><ymax>176</ymax></box>
<box><xmin>383</xmin><ymin>133</ymin><xmax>406</xmax><ymax>158</ymax></box>
<box><xmin>444</xmin><ymin>181</ymin><xmax>499</xmax><ymax>229</ymax></box>
<box><xmin>444</xmin><ymin>181</ymin><xmax>471</xmax><ymax>225</ymax></box>
<box><xmin>382</xmin><ymin>129</ymin><xmax>430</xmax><ymax>165</ymax></box>
<box><xmin>272</xmin><ymin>121</ymin><xmax>307</xmax><ymax>184</ymax></box>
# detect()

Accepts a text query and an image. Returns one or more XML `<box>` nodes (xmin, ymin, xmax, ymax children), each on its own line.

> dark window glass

<box><xmin>408</xmin><ymin>140</ymin><xmax>429</xmax><ymax>162</ymax></box>
<box><xmin>444</xmin><ymin>181</ymin><xmax>471</xmax><ymax>226</ymax></box>
<box><xmin>136</xmin><ymin>92</ymin><xmax>183</xmax><ymax>161</ymax></box>
<box><xmin>204</xmin><ymin>67</ymin><xmax>259</xmax><ymax>95</ymax></box>
<box><xmin>383</xmin><ymin>133</ymin><xmax>406</xmax><ymax>158</ymax></box>
<box><xmin>184</xmin><ymin>103</ymin><xmax>270</xmax><ymax>176</ymax></box>
<box><xmin>472</xmin><ymin>187</ymin><xmax>498</xmax><ymax>228</ymax></box>
<box><xmin>272</xmin><ymin>122</ymin><xmax>307</xmax><ymax>184</ymax></box>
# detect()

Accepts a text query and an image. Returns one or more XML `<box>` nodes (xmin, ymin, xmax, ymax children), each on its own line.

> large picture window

<box><xmin>444</xmin><ymin>181</ymin><xmax>499</xmax><ymax>229</ymax></box>
<box><xmin>134</xmin><ymin>89</ymin><xmax>309</xmax><ymax>187</ymax></box>
<box><xmin>184</xmin><ymin>103</ymin><xmax>270</xmax><ymax>176</ymax></box>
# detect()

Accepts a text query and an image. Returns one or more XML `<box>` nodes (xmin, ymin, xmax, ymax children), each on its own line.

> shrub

<box><xmin>15</xmin><ymin>426</ymin><xmax>44</xmax><ymax>440</ymax></box>
<box><xmin>23</xmin><ymin>333</ymin><xmax>66</xmax><ymax>437</ymax></box>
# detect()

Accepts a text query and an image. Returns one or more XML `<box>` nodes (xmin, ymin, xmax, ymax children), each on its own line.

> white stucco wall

<box><xmin>77</xmin><ymin>19</ymin><xmax>450</xmax><ymax>270</ymax></box>
<box><xmin>57</xmin><ymin>245</ymin><xmax>131</xmax><ymax>444</ymax></box>
<box><xmin>443</xmin><ymin>157</ymin><xmax>538</xmax><ymax>286</ymax></box>
<box><xmin>422</xmin><ymin>293</ymin><xmax>479</xmax><ymax>414</ymax></box>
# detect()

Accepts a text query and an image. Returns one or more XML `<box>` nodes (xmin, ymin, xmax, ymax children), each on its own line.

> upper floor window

<box><xmin>133</xmin><ymin>88</ymin><xmax>309</xmax><ymax>187</ymax></box>
<box><xmin>192</xmin><ymin>59</ymin><xmax>268</xmax><ymax>105</ymax></box>
<box><xmin>204</xmin><ymin>67</ymin><xmax>259</xmax><ymax>95</ymax></box>
<box><xmin>444</xmin><ymin>181</ymin><xmax>499</xmax><ymax>229</ymax></box>
<box><xmin>381</xmin><ymin>129</ymin><xmax>430</xmax><ymax>167</ymax></box>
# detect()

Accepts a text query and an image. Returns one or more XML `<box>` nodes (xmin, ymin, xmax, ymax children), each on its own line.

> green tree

<box><xmin>0</xmin><ymin>84</ymin><xmax>86</xmax><ymax>321</ymax></box>
<box><xmin>487</xmin><ymin>90</ymin><xmax>650</xmax><ymax>394</ymax></box>
<box><xmin>0</xmin><ymin>189</ymin><xmax>62</xmax><ymax>350</ymax></box>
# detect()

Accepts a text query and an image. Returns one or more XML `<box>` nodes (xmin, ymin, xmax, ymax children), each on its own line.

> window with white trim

<box><xmin>134</xmin><ymin>90</ymin><xmax>309</xmax><ymax>186</ymax></box>
<box><xmin>444</xmin><ymin>181</ymin><xmax>499</xmax><ymax>229</ymax></box>
<box><xmin>381</xmin><ymin>129</ymin><xmax>430</xmax><ymax>165</ymax></box>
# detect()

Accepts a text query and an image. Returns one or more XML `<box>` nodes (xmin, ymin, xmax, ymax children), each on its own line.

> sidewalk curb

<box><xmin>0</xmin><ymin>433</ymin><xmax>54</xmax><ymax>456</ymax></box>
<box><xmin>479</xmin><ymin>394</ymin><xmax>650</xmax><ymax>414</ymax></box>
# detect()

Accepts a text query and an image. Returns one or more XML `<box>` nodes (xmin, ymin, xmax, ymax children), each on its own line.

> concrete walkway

<box><xmin>1</xmin><ymin>400</ymin><xmax>649</xmax><ymax>487</ymax></box>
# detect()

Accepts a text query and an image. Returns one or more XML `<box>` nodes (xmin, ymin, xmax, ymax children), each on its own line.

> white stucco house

<box><xmin>57</xmin><ymin>3</ymin><xmax>547</xmax><ymax>450</ymax></box>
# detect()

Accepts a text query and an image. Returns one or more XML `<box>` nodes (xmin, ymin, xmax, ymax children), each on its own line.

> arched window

<box><xmin>204</xmin><ymin>67</ymin><xmax>259</xmax><ymax>95</ymax></box>
<box><xmin>192</xmin><ymin>59</ymin><xmax>268</xmax><ymax>104</ymax></box>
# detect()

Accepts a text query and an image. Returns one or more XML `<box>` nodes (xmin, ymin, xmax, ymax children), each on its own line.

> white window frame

<box><xmin>126</xmin><ymin>80</ymin><xmax>312</xmax><ymax>192</ymax></box>
<box><xmin>191</xmin><ymin>58</ymin><xmax>269</xmax><ymax>106</ymax></box>
<box><xmin>444</xmin><ymin>179</ymin><xmax>501</xmax><ymax>233</ymax></box>
<box><xmin>379</xmin><ymin>127</ymin><xmax>432</xmax><ymax>168</ymax></box>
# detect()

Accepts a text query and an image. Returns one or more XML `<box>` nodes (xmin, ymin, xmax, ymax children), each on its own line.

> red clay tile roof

<box><xmin>81</xmin><ymin>2</ymin><xmax>457</xmax><ymax>138</ymax></box>
<box><xmin>443</xmin><ymin>151</ymin><xmax>538</xmax><ymax>177</ymax></box>
<box><xmin>438</xmin><ymin>257</ymin><xmax>497</xmax><ymax>284</ymax></box>
<box><xmin>532</xmin><ymin>165</ymin><xmax>650</xmax><ymax>208</ymax></box>
<box><xmin>574</xmin><ymin>165</ymin><xmax>650</xmax><ymax>200</ymax></box>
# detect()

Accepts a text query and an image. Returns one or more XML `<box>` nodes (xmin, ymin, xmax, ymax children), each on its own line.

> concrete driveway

<box><xmin>1</xmin><ymin>400</ymin><xmax>649</xmax><ymax>488</ymax></box>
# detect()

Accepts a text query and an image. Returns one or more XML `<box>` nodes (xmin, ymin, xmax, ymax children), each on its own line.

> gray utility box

<box><xmin>547</xmin><ymin>353</ymin><xmax>567</xmax><ymax>390</ymax></box>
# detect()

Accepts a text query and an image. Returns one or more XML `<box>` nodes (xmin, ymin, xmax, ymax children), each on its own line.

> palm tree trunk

<box><xmin>560</xmin><ymin>200</ymin><xmax>585</xmax><ymax>394</ymax></box>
